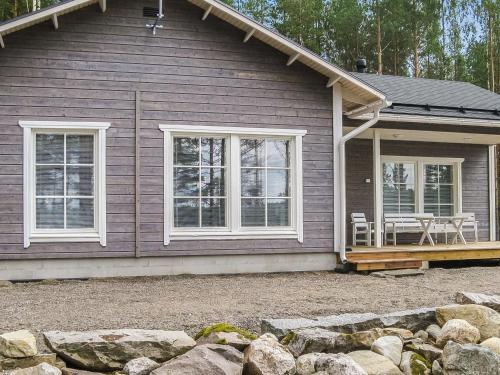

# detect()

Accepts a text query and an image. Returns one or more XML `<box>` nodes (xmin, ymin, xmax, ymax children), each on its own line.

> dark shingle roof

<box><xmin>353</xmin><ymin>73</ymin><xmax>500</xmax><ymax>120</ymax></box>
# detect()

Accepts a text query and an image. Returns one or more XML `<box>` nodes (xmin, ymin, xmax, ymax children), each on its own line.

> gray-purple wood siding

<box><xmin>346</xmin><ymin>139</ymin><xmax>491</xmax><ymax>243</ymax></box>
<box><xmin>0</xmin><ymin>0</ymin><xmax>334</xmax><ymax>259</ymax></box>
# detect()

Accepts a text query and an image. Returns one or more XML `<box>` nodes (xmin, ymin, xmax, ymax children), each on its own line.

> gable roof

<box><xmin>353</xmin><ymin>73</ymin><xmax>500</xmax><ymax>121</ymax></box>
<box><xmin>0</xmin><ymin>0</ymin><xmax>387</xmax><ymax>112</ymax></box>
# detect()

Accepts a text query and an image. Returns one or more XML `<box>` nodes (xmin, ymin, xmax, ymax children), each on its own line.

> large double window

<box><xmin>20</xmin><ymin>121</ymin><xmax>109</xmax><ymax>248</ymax></box>
<box><xmin>381</xmin><ymin>156</ymin><xmax>462</xmax><ymax>216</ymax></box>
<box><xmin>161</xmin><ymin>125</ymin><xmax>305</xmax><ymax>244</ymax></box>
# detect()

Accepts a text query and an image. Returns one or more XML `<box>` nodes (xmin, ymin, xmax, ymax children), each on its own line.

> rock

<box><xmin>152</xmin><ymin>344</ymin><xmax>243</xmax><ymax>375</ymax></box>
<box><xmin>0</xmin><ymin>354</ymin><xmax>59</xmax><ymax>371</ymax></box>
<box><xmin>480</xmin><ymin>337</ymin><xmax>500</xmax><ymax>355</ymax></box>
<box><xmin>315</xmin><ymin>353</ymin><xmax>368</xmax><ymax>375</ymax></box>
<box><xmin>404</xmin><ymin>342</ymin><xmax>442</xmax><ymax>363</ymax></box>
<box><xmin>62</xmin><ymin>369</ymin><xmax>105</xmax><ymax>375</ymax></box>
<box><xmin>43</xmin><ymin>329</ymin><xmax>196</xmax><ymax>371</ymax></box>
<box><xmin>414</xmin><ymin>330</ymin><xmax>428</xmax><ymax>341</ymax></box>
<box><xmin>0</xmin><ymin>281</ymin><xmax>13</xmax><ymax>288</ymax></box>
<box><xmin>435</xmin><ymin>304</ymin><xmax>500</xmax><ymax>340</ymax></box>
<box><xmin>380</xmin><ymin>308</ymin><xmax>436</xmax><ymax>333</ymax></box>
<box><xmin>436</xmin><ymin>319</ymin><xmax>480</xmax><ymax>347</ymax></box>
<box><xmin>371</xmin><ymin>336</ymin><xmax>403</xmax><ymax>366</ymax></box>
<box><xmin>0</xmin><ymin>331</ymin><xmax>38</xmax><ymax>359</ymax></box>
<box><xmin>2</xmin><ymin>363</ymin><xmax>62</xmax><ymax>375</ymax></box>
<box><xmin>455</xmin><ymin>291</ymin><xmax>500</xmax><ymax>312</ymax></box>
<box><xmin>123</xmin><ymin>358</ymin><xmax>159</xmax><ymax>375</ymax></box>
<box><xmin>296</xmin><ymin>353</ymin><xmax>322</xmax><ymax>375</ymax></box>
<box><xmin>399</xmin><ymin>351</ymin><xmax>431</xmax><ymax>375</ymax></box>
<box><xmin>425</xmin><ymin>325</ymin><xmax>441</xmax><ymax>342</ymax></box>
<box><xmin>243</xmin><ymin>333</ymin><xmax>295</xmax><ymax>375</ymax></box>
<box><xmin>442</xmin><ymin>341</ymin><xmax>500</xmax><ymax>375</ymax></box>
<box><xmin>197</xmin><ymin>332</ymin><xmax>252</xmax><ymax>351</ymax></box>
<box><xmin>347</xmin><ymin>350</ymin><xmax>403</xmax><ymax>375</ymax></box>
<box><xmin>431</xmin><ymin>360</ymin><xmax>442</xmax><ymax>375</ymax></box>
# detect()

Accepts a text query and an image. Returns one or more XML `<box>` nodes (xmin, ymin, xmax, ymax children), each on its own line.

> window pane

<box><xmin>201</xmin><ymin>138</ymin><xmax>225</xmax><ymax>166</ymax></box>
<box><xmin>174</xmin><ymin>198</ymin><xmax>199</xmax><ymax>227</ymax></box>
<box><xmin>267</xmin><ymin>169</ymin><xmax>289</xmax><ymax>197</ymax></box>
<box><xmin>201</xmin><ymin>168</ymin><xmax>225</xmax><ymax>197</ymax></box>
<box><xmin>241</xmin><ymin>168</ymin><xmax>265</xmax><ymax>197</ymax></box>
<box><xmin>241</xmin><ymin>139</ymin><xmax>265</xmax><ymax>167</ymax></box>
<box><xmin>267</xmin><ymin>140</ymin><xmax>290</xmax><ymax>167</ymax></box>
<box><xmin>383</xmin><ymin>205</ymin><xmax>399</xmax><ymax>214</ymax></box>
<box><xmin>439</xmin><ymin>185</ymin><xmax>453</xmax><ymax>204</ymax></box>
<box><xmin>424</xmin><ymin>205</ymin><xmax>439</xmax><ymax>216</ymax></box>
<box><xmin>439</xmin><ymin>165</ymin><xmax>453</xmax><ymax>184</ymax></box>
<box><xmin>424</xmin><ymin>184</ymin><xmax>439</xmax><ymax>204</ymax></box>
<box><xmin>400</xmin><ymin>205</ymin><xmax>416</xmax><ymax>213</ymax></box>
<box><xmin>425</xmin><ymin>165</ymin><xmax>439</xmax><ymax>183</ymax></box>
<box><xmin>241</xmin><ymin>198</ymin><xmax>265</xmax><ymax>226</ymax></box>
<box><xmin>399</xmin><ymin>184</ymin><xmax>415</xmax><ymax>205</ymax></box>
<box><xmin>36</xmin><ymin>134</ymin><xmax>64</xmax><ymax>164</ymax></box>
<box><xmin>174</xmin><ymin>137</ymin><xmax>199</xmax><ymax>166</ymax></box>
<box><xmin>382</xmin><ymin>163</ymin><xmax>397</xmax><ymax>184</ymax></box>
<box><xmin>439</xmin><ymin>205</ymin><xmax>453</xmax><ymax>216</ymax></box>
<box><xmin>66</xmin><ymin>166</ymin><xmax>94</xmax><ymax>196</ymax></box>
<box><xmin>201</xmin><ymin>198</ymin><xmax>225</xmax><ymax>227</ymax></box>
<box><xmin>36</xmin><ymin>198</ymin><xmax>64</xmax><ymax>229</ymax></box>
<box><xmin>383</xmin><ymin>184</ymin><xmax>399</xmax><ymax>205</ymax></box>
<box><xmin>36</xmin><ymin>166</ymin><xmax>64</xmax><ymax>196</ymax></box>
<box><xmin>66</xmin><ymin>198</ymin><xmax>94</xmax><ymax>228</ymax></box>
<box><xmin>268</xmin><ymin>199</ymin><xmax>289</xmax><ymax>226</ymax></box>
<box><xmin>398</xmin><ymin>163</ymin><xmax>415</xmax><ymax>184</ymax></box>
<box><xmin>174</xmin><ymin>167</ymin><xmax>199</xmax><ymax>197</ymax></box>
<box><xmin>66</xmin><ymin>135</ymin><xmax>94</xmax><ymax>164</ymax></box>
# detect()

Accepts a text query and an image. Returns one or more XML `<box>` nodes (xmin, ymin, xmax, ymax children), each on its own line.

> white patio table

<box><xmin>437</xmin><ymin>215</ymin><xmax>468</xmax><ymax>245</ymax></box>
<box><xmin>416</xmin><ymin>214</ymin><xmax>436</xmax><ymax>246</ymax></box>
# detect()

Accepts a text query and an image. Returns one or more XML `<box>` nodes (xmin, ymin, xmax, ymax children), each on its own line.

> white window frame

<box><xmin>380</xmin><ymin>155</ymin><xmax>464</xmax><ymax>215</ymax></box>
<box><xmin>160</xmin><ymin>125</ymin><xmax>306</xmax><ymax>245</ymax></box>
<box><xmin>19</xmin><ymin>121</ymin><xmax>110</xmax><ymax>248</ymax></box>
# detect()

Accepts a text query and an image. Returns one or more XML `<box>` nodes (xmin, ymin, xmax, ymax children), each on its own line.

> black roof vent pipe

<box><xmin>356</xmin><ymin>58</ymin><xmax>367</xmax><ymax>73</ymax></box>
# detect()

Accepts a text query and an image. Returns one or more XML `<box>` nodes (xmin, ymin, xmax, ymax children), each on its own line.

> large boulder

<box><xmin>347</xmin><ymin>350</ymin><xmax>403</xmax><ymax>375</ymax></box>
<box><xmin>296</xmin><ymin>353</ymin><xmax>322</xmax><ymax>375</ymax></box>
<box><xmin>2</xmin><ymin>363</ymin><xmax>61</xmax><ymax>375</ymax></box>
<box><xmin>379</xmin><ymin>308</ymin><xmax>436</xmax><ymax>333</ymax></box>
<box><xmin>243</xmin><ymin>333</ymin><xmax>295</xmax><ymax>375</ymax></box>
<box><xmin>197</xmin><ymin>332</ymin><xmax>252</xmax><ymax>351</ymax></box>
<box><xmin>371</xmin><ymin>336</ymin><xmax>403</xmax><ymax>366</ymax></box>
<box><xmin>315</xmin><ymin>353</ymin><xmax>367</xmax><ymax>375</ymax></box>
<box><xmin>455</xmin><ymin>292</ymin><xmax>500</xmax><ymax>312</ymax></box>
<box><xmin>436</xmin><ymin>319</ymin><xmax>480</xmax><ymax>347</ymax></box>
<box><xmin>425</xmin><ymin>325</ymin><xmax>441</xmax><ymax>342</ymax></box>
<box><xmin>435</xmin><ymin>304</ymin><xmax>500</xmax><ymax>340</ymax></box>
<box><xmin>399</xmin><ymin>352</ymin><xmax>430</xmax><ymax>375</ymax></box>
<box><xmin>0</xmin><ymin>331</ymin><xmax>37</xmax><ymax>359</ymax></box>
<box><xmin>404</xmin><ymin>341</ymin><xmax>442</xmax><ymax>363</ymax></box>
<box><xmin>151</xmin><ymin>344</ymin><xmax>243</xmax><ymax>375</ymax></box>
<box><xmin>43</xmin><ymin>329</ymin><xmax>196</xmax><ymax>371</ymax></box>
<box><xmin>123</xmin><ymin>358</ymin><xmax>160</xmax><ymax>375</ymax></box>
<box><xmin>0</xmin><ymin>354</ymin><xmax>59</xmax><ymax>371</ymax></box>
<box><xmin>480</xmin><ymin>337</ymin><xmax>500</xmax><ymax>355</ymax></box>
<box><xmin>442</xmin><ymin>341</ymin><xmax>500</xmax><ymax>375</ymax></box>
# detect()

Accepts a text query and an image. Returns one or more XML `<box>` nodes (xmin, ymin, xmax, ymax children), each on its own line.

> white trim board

<box><xmin>349</xmin><ymin>113</ymin><xmax>500</xmax><ymax>128</ymax></box>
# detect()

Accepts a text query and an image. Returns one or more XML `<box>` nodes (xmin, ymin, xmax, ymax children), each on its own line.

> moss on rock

<box><xmin>410</xmin><ymin>353</ymin><xmax>431</xmax><ymax>375</ymax></box>
<box><xmin>194</xmin><ymin>323</ymin><xmax>257</xmax><ymax>341</ymax></box>
<box><xmin>280</xmin><ymin>332</ymin><xmax>296</xmax><ymax>346</ymax></box>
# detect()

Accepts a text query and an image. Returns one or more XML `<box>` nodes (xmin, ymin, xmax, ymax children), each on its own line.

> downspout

<box><xmin>338</xmin><ymin>101</ymin><xmax>388</xmax><ymax>263</ymax></box>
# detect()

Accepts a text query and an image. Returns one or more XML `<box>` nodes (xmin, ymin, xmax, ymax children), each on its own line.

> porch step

<box><xmin>349</xmin><ymin>258</ymin><xmax>423</xmax><ymax>271</ymax></box>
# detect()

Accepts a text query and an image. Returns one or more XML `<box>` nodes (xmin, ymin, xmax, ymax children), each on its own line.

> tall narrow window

<box><xmin>424</xmin><ymin>164</ymin><xmax>454</xmax><ymax>216</ymax></box>
<box><xmin>240</xmin><ymin>138</ymin><xmax>291</xmax><ymax>227</ymax></box>
<box><xmin>173</xmin><ymin>136</ymin><xmax>227</xmax><ymax>228</ymax></box>
<box><xmin>382</xmin><ymin>162</ymin><xmax>416</xmax><ymax>214</ymax></box>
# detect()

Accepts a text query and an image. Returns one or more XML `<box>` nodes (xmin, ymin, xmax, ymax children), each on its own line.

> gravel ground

<box><xmin>1</xmin><ymin>266</ymin><xmax>499</xmax><ymax>348</ymax></box>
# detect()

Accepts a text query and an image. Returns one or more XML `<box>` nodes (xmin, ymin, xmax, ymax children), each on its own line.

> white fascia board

<box><xmin>19</xmin><ymin>120</ymin><xmax>111</xmax><ymax>129</ymax></box>
<box><xmin>349</xmin><ymin>112</ymin><xmax>500</xmax><ymax>128</ymax></box>
<box><xmin>159</xmin><ymin>124</ymin><xmax>307</xmax><ymax>136</ymax></box>
<box><xmin>0</xmin><ymin>0</ymin><xmax>98</xmax><ymax>35</ymax></box>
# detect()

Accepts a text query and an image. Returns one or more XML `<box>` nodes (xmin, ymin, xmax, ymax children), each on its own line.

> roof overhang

<box><xmin>0</xmin><ymin>0</ymin><xmax>387</xmax><ymax>114</ymax></box>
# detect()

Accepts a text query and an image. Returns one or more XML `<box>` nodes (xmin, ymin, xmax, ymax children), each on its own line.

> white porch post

<box><xmin>373</xmin><ymin>130</ymin><xmax>382</xmax><ymax>247</ymax></box>
<box><xmin>332</xmin><ymin>84</ymin><xmax>343</xmax><ymax>253</ymax></box>
<box><xmin>489</xmin><ymin>145</ymin><xmax>497</xmax><ymax>241</ymax></box>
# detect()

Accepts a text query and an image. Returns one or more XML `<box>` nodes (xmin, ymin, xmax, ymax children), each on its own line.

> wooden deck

<box><xmin>346</xmin><ymin>241</ymin><xmax>500</xmax><ymax>271</ymax></box>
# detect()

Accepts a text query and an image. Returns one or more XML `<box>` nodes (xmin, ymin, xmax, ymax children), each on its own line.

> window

<box><xmin>381</xmin><ymin>156</ymin><xmax>462</xmax><ymax>217</ymax></box>
<box><xmin>20</xmin><ymin>121</ymin><xmax>109</xmax><ymax>248</ymax></box>
<box><xmin>161</xmin><ymin>125</ymin><xmax>306</xmax><ymax>244</ymax></box>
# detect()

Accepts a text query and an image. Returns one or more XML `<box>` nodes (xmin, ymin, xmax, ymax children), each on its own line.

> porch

<box><xmin>345</xmin><ymin>241</ymin><xmax>500</xmax><ymax>271</ymax></box>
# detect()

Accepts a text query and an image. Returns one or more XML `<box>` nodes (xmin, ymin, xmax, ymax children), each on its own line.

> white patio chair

<box><xmin>351</xmin><ymin>213</ymin><xmax>373</xmax><ymax>246</ymax></box>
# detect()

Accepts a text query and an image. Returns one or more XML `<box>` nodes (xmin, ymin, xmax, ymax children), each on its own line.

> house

<box><xmin>0</xmin><ymin>0</ymin><xmax>499</xmax><ymax>280</ymax></box>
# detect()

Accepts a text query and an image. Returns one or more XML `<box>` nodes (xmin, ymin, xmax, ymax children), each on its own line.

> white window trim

<box><xmin>19</xmin><ymin>121</ymin><xmax>110</xmax><ymax>248</ymax></box>
<box><xmin>380</xmin><ymin>155</ymin><xmax>464</xmax><ymax>215</ymax></box>
<box><xmin>159</xmin><ymin>125</ymin><xmax>306</xmax><ymax>245</ymax></box>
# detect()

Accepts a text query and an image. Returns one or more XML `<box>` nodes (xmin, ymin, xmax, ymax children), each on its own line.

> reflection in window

<box><xmin>424</xmin><ymin>164</ymin><xmax>454</xmax><ymax>216</ymax></box>
<box><xmin>240</xmin><ymin>139</ymin><xmax>291</xmax><ymax>227</ymax></box>
<box><xmin>173</xmin><ymin>137</ymin><xmax>226</xmax><ymax>228</ymax></box>
<box><xmin>382</xmin><ymin>162</ymin><xmax>415</xmax><ymax>214</ymax></box>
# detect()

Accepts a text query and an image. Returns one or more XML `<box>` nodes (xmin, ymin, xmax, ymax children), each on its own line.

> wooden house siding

<box><xmin>346</xmin><ymin>139</ymin><xmax>491</xmax><ymax>243</ymax></box>
<box><xmin>0</xmin><ymin>0</ymin><xmax>334</xmax><ymax>259</ymax></box>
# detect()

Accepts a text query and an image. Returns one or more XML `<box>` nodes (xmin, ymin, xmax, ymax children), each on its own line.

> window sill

<box><xmin>168</xmin><ymin>230</ymin><xmax>300</xmax><ymax>242</ymax></box>
<box><xmin>28</xmin><ymin>232</ymin><xmax>105</xmax><ymax>246</ymax></box>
